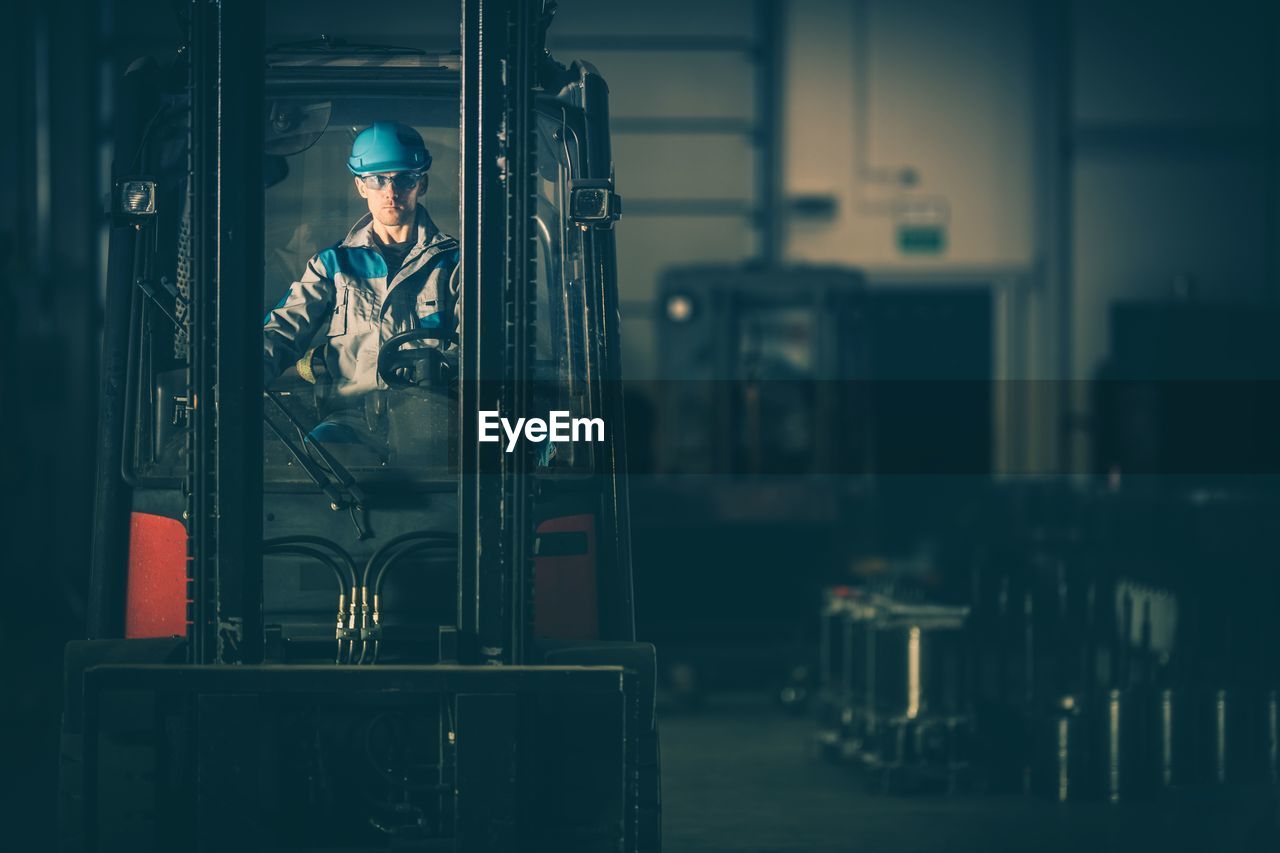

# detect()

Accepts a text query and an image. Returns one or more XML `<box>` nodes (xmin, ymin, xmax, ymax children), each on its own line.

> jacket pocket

<box><xmin>415</xmin><ymin>295</ymin><xmax>438</xmax><ymax>325</ymax></box>
<box><xmin>328</xmin><ymin>285</ymin><xmax>349</xmax><ymax>337</ymax></box>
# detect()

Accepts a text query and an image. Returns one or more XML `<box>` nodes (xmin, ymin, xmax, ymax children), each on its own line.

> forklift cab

<box><xmin>62</xmin><ymin>3</ymin><xmax>656</xmax><ymax>851</ymax></box>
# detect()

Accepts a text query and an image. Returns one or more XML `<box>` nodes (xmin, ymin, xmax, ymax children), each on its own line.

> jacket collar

<box><xmin>339</xmin><ymin>205</ymin><xmax>444</xmax><ymax>253</ymax></box>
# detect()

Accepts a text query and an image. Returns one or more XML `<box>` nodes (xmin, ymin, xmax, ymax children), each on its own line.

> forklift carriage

<box><xmin>61</xmin><ymin>2</ymin><xmax>657</xmax><ymax>851</ymax></box>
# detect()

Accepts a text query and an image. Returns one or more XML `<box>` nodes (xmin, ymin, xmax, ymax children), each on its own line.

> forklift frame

<box><xmin>63</xmin><ymin>1</ymin><xmax>653</xmax><ymax>850</ymax></box>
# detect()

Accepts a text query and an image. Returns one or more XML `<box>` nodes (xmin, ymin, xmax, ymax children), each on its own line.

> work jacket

<box><xmin>263</xmin><ymin>206</ymin><xmax>460</xmax><ymax>398</ymax></box>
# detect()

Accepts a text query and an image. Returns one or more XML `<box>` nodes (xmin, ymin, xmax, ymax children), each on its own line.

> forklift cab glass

<box><xmin>131</xmin><ymin>77</ymin><xmax>597</xmax><ymax>486</ymax></box>
<box><xmin>259</xmin><ymin>92</ymin><xmax>595</xmax><ymax>484</ymax></box>
<box><xmin>262</xmin><ymin>95</ymin><xmax>462</xmax><ymax>484</ymax></box>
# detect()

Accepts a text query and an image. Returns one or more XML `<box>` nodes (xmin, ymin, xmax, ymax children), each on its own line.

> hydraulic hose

<box><xmin>356</xmin><ymin>532</ymin><xmax>457</xmax><ymax>664</ymax></box>
<box><xmin>264</xmin><ymin>537</ymin><xmax>358</xmax><ymax>663</ymax></box>
<box><xmin>359</xmin><ymin>531</ymin><xmax>456</xmax><ymax>590</ymax></box>
<box><xmin>264</xmin><ymin>535</ymin><xmax>358</xmax><ymax>590</ymax></box>
<box><xmin>366</xmin><ymin>540</ymin><xmax>456</xmax><ymax>665</ymax></box>
<box><xmin>263</xmin><ymin>544</ymin><xmax>347</xmax><ymax>591</ymax></box>
<box><xmin>373</xmin><ymin>540</ymin><xmax>457</xmax><ymax>601</ymax></box>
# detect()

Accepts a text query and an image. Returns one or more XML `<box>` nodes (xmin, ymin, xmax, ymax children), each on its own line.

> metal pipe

<box><xmin>264</xmin><ymin>535</ymin><xmax>358</xmax><ymax>591</ymax></box>
<box><xmin>262</xmin><ymin>543</ymin><xmax>349</xmax><ymax>663</ymax></box>
<box><xmin>262</xmin><ymin>544</ymin><xmax>347</xmax><ymax>592</ymax></box>
<box><xmin>362</xmin><ymin>539</ymin><xmax>456</xmax><ymax>664</ymax></box>
<box><xmin>373</xmin><ymin>540</ymin><xmax>457</xmax><ymax>601</ymax></box>
<box><xmin>357</xmin><ymin>531</ymin><xmax>456</xmax><ymax>663</ymax></box>
<box><xmin>360</xmin><ymin>531</ymin><xmax>457</xmax><ymax>590</ymax></box>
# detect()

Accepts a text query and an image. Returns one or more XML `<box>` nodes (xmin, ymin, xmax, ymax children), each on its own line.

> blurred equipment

<box><xmin>964</xmin><ymin>488</ymin><xmax>1280</xmax><ymax>803</ymax></box>
<box><xmin>640</xmin><ymin>275</ymin><xmax>992</xmax><ymax>697</ymax></box>
<box><xmin>656</xmin><ymin>265</ymin><xmax>871</xmax><ymax>476</ymax></box>
<box><xmin>1093</xmin><ymin>300</ymin><xmax>1280</xmax><ymax>479</ymax></box>
<box><xmin>816</xmin><ymin>587</ymin><xmax>972</xmax><ymax>793</ymax></box>
<box><xmin>655</xmin><ymin>270</ymin><xmax>993</xmax><ymax>477</ymax></box>
<box><xmin>812</xmin><ymin>485</ymin><xmax>1280</xmax><ymax>806</ymax></box>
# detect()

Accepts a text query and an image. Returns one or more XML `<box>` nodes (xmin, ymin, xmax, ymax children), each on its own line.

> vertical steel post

<box><xmin>754</xmin><ymin>0</ymin><xmax>783</xmax><ymax>265</ymax></box>
<box><xmin>217</xmin><ymin>0</ymin><xmax>265</xmax><ymax>665</ymax></box>
<box><xmin>460</xmin><ymin>0</ymin><xmax>538</xmax><ymax>666</ymax></box>
<box><xmin>578</xmin><ymin>67</ymin><xmax>637</xmax><ymax>641</ymax></box>
<box><xmin>187</xmin><ymin>0</ymin><xmax>264</xmax><ymax>665</ymax></box>
<box><xmin>460</xmin><ymin>0</ymin><xmax>507</xmax><ymax>665</ymax></box>
<box><xmin>504</xmin><ymin>0</ymin><xmax>538</xmax><ymax>667</ymax></box>
<box><xmin>187</xmin><ymin>0</ymin><xmax>218</xmax><ymax>664</ymax></box>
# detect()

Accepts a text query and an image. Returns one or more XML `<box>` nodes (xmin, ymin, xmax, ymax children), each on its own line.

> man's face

<box><xmin>355</xmin><ymin>171</ymin><xmax>427</xmax><ymax>227</ymax></box>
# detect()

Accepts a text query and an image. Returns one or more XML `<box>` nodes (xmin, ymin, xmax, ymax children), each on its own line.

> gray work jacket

<box><xmin>263</xmin><ymin>206</ymin><xmax>460</xmax><ymax>398</ymax></box>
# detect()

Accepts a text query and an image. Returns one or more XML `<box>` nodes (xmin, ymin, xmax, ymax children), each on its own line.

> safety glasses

<box><xmin>358</xmin><ymin>172</ymin><xmax>424</xmax><ymax>192</ymax></box>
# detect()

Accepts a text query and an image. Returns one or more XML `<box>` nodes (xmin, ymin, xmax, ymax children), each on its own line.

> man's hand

<box><xmin>294</xmin><ymin>346</ymin><xmax>330</xmax><ymax>385</ymax></box>
<box><xmin>388</xmin><ymin>365</ymin><xmax>417</xmax><ymax>386</ymax></box>
<box><xmin>378</xmin><ymin>330</ymin><xmax>452</xmax><ymax>390</ymax></box>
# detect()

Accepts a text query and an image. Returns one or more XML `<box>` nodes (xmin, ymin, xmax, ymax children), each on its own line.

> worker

<box><xmin>263</xmin><ymin>121</ymin><xmax>460</xmax><ymax>453</ymax></box>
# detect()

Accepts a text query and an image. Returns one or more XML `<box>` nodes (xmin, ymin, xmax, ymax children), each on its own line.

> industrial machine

<box><xmin>816</xmin><ymin>587</ymin><xmax>972</xmax><ymax>793</ymax></box>
<box><xmin>59</xmin><ymin>2</ymin><xmax>658</xmax><ymax>850</ymax></box>
<box><xmin>814</xmin><ymin>486</ymin><xmax>1280</xmax><ymax>804</ymax></box>
<box><xmin>656</xmin><ymin>265</ymin><xmax>872</xmax><ymax>477</ymax></box>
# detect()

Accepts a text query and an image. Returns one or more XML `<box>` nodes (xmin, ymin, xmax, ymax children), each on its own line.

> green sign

<box><xmin>897</xmin><ymin>224</ymin><xmax>946</xmax><ymax>255</ymax></box>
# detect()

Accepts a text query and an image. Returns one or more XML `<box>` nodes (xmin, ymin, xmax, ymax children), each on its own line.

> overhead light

<box><xmin>665</xmin><ymin>293</ymin><xmax>696</xmax><ymax>323</ymax></box>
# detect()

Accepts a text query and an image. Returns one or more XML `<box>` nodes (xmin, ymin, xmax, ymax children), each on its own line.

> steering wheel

<box><xmin>377</xmin><ymin>328</ymin><xmax>456</xmax><ymax>389</ymax></box>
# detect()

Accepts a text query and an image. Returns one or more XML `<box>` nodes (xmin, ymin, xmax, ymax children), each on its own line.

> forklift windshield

<box><xmin>262</xmin><ymin>90</ymin><xmax>463</xmax><ymax>482</ymax></box>
<box><xmin>130</xmin><ymin>69</ymin><xmax>598</xmax><ymax>488</ymax></box>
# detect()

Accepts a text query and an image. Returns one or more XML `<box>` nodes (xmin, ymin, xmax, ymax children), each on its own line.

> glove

<box><xmin>294</xmin><ymin>346</ymin><xmax>330</xmax><ymax>385</ymax></box>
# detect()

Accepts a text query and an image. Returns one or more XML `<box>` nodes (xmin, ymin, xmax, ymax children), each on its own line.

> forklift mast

<box><xmin>185</xmin><ymin>0</ymin><xmax>265</xmax><ymax>665</ymax></box>
<box><xmin>458</xmin><ymin>0</ymin><xmax>538</xmax><ymax>668</ymax></box>
<box><xmin>184</xmin><ymin>0</ymin><xmax>542</xmax><ymax>666</ymax></box>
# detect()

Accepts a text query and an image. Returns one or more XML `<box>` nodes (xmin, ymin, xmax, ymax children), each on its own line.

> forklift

<box><xmin>59</xmin><ymin>1</ymin><xmax>657</xmax><ymax>850</ymax></box>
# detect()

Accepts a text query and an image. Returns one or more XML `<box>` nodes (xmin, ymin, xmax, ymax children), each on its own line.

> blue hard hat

<box><xmin>347</xmin><ymin>121</ymin><xmax>432</xmax><ymax>175</ymax></box>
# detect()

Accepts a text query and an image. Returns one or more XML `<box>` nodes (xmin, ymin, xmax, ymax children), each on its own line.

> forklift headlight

<box><xmin>569</xmin><ymin>179</ymin><xmax>621</xmax><ymax>229</ymax></box>
<box><xmin>116</xmin><ymin>178</ymin><xmax>158</xmax><ymax>219</ymax></box>
<box><xmin>573</xmin><ymin>189</ymin><xmax>608</xmax><ymax>218</ymax></box>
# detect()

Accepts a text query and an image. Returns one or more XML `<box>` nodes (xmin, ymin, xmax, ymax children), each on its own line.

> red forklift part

<box><xmin>534</xmin><ymin>514</ymin><xmax>598</xmax><ymax>640</ymax></box>
<box><xmin>125</xmin><ymin>512</ymin><xmax>187</xmax><ymax>638</ymax></box>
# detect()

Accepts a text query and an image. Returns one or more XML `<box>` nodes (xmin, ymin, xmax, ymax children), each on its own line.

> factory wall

<box><xmin>558</xmin><ymin>0</ymin><xmax>1043</xmax><ymax>381</ymax></box>
<box><xmin>549</xmin><ymin>0</ymin><xmax>763</xmax><ymax>381</ymax></box>
<box><xmin>784</xmin><ymin>0</ymin><xmax>1036</xmax><ymax>270</ymax></box>
<box><xmin>1070</xmin><ymin>0</ymin><xmax>1279</xmax><ymax>380</ymax></box>
<box><xmin>785</xmin><ymin>0</ymin><xmax>1279</xmax><ymax>383</ymax></box>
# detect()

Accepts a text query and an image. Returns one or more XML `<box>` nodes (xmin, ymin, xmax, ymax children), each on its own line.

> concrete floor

<box><xmin>659</xmin><ymin>695</ymin><xmax>1280</xmax><ymax>853</ymax></box>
